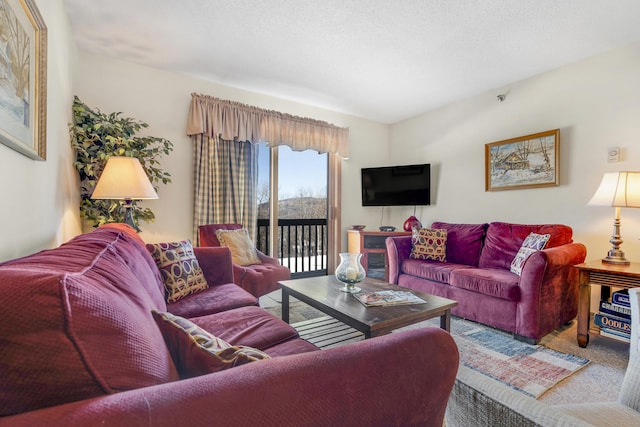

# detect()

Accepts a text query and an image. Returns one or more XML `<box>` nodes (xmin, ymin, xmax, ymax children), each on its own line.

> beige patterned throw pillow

<box><xmin>146</xmin><ymin>240</ymin><xmax>209</xmax><ymax>302</ymax></box>
<box><xmin>410</xmin><ymin>228</ymin><xmax>447</xmax><ymax>262</ymax></box>
<box><xmin>215</xmin><ymin>229</ymin><xmax>261</xmax><ymax>266</ymax></box>
<box><xmin>151</xmin><ymin>310</ymin><xmax>270</xmax><ymax>379</ymax></box>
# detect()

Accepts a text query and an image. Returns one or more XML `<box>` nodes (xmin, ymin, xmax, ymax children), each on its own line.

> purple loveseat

<box><xmin>386</xmin><ymin>222</ymin><xmax>587</xmax><ymax>343</ymax></box>
<box><xmin>0</xmin><ymin>224</ymin><xmax>459</xmax><ymax>427</ymax></box>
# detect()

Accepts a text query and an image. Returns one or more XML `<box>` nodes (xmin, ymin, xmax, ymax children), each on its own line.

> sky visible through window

<box><xmin>258</xmin><ymin>144</ymin><xmax>327</xmax><ymax>200</ymax></box>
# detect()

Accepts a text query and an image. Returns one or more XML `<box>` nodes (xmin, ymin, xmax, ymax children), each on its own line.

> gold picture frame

<box><xmin>485</xmin><ymin>129</ymin><xmax>560</xmax><ymax>191</ymax></box>
<box><xmin>0</xmin><ymin>0</ymin><xmax>47</xmax><ymax>160</ymax></box>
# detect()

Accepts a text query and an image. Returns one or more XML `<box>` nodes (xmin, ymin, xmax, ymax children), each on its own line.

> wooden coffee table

<box><xmin>279</xmin><ymin>275</ymin><xmax>458</xmax><ymax>338</ymax></box>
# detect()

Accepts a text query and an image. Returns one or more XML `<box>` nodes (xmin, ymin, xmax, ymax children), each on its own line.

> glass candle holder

<box><xmin>335</xmin><ymin>252</ymin><xmax>366</xmax><ymax>293</ymax></box>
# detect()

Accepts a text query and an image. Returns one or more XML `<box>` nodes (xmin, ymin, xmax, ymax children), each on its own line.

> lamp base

<box><xmin>602</xmin><ymin>256</ymin><xmax>630</xmax><ymax>265</ymax></box>
<box><xmin>122</xmin><ymin>200</ymin><xmax>141</xmax><ymax>233</ymax></box>
<box><xmin>602</xmin><ymin>211</ymin><xmax>629</xmax><ymax>265</ymax></box>
<box><xmin>602</xmin><ymin>247</ymin><xmax>630</xmax><ymax>265</ymax></box>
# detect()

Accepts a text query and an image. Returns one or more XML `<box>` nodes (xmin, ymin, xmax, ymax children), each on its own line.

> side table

<box><xmin>575</xmin><ymin>260</ymin><xmax>640</xmax><ymax>347</ymax></box>
<box><xmin>347</xmin><ymin>229</ymin><xmax>410</xmax><ymax>281</ymax></box>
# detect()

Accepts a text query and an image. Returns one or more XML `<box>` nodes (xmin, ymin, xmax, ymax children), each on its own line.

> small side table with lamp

<box><xmin>577</xmin><ymin>171</ymin><xmax>640</xmax><ymax>347</ymax></box>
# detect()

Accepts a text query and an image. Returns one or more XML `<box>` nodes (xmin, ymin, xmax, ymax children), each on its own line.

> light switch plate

<box><xmin>608</xmin><ymin>147</ymin><xmax>620</xmax><ymax>163</ymax></box>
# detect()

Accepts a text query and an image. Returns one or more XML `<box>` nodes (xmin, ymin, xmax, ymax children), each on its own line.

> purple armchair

<box><xmin>198</xmin><ymin>224</ymin><xmax>290</xmax><ymax>298</ymax></box>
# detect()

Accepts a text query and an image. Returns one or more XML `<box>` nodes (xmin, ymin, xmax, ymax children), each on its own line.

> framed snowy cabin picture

<box><xmin>485</xmin><ymin>129</ymin><xmax>560</xmax><ymax>192</ymax></box>
<box><xmin>0</xmin><ymin>0</ymin><xmax>47</xmax><ymax>160</ymax></box>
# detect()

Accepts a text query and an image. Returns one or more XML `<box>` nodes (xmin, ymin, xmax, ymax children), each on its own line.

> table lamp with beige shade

<box><xmin>91</xmin><ymin>156</ymin><xmax>158</xmax><ymax>232</ymax></box>
<box><xmin>588</xmin><ymin>171</ymin><xmax>640</xmax><ymax>265</ymax></box>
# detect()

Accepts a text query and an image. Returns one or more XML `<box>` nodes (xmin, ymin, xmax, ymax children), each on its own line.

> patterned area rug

<box><xmin>451</xmin><ymin>322</ymin><xmax>590</xmax><ymax>398</ymax></box>
<box><xmin>262</xmin><ymin>297</ymin><xmax>591</xmax><ymax>399</ymax></box>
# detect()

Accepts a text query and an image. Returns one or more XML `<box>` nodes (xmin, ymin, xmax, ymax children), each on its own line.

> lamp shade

<box><xmin>588</xmin><ymin>171</ymin><xmax>640</xmax><ymax>208</ymax></box>
<box><xmin>91</xmin><ymin>157</ymin><xmax>158</xmax><ymax>200</ymax></box>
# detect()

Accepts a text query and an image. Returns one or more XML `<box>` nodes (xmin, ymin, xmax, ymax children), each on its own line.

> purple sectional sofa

<box><xmin>0</xmin><ymin>224</ymin><xmax>459</xmax><ymax>426</ymax></box>
<box><xmin>386</xmin><ymin>222</ymin><xmax>587</xmax><ymax>343</ymax></box>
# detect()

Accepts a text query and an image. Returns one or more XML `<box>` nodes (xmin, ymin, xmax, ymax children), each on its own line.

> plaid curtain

<box><xmin>187</xmin><ymin>94</ymin><xmax>349</xmax><ymax>157</ymax></box>
<box><xmin>187</xmin><ymin>93</ymin><xmax>348</xmax><ymax>251</ymax></box>
<box><xmin>192</xmin><ymin>133</ymin><xmax>258</xmax><ymax>244</ymax></box>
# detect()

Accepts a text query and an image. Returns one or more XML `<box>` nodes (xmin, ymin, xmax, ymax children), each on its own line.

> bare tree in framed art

<box><xmin>485</xmin><ymin>129</ymin><xmax>560</xmax><ymax>191</ymax></box>
<box><xmin>0</xmin><ymin>0</ymin><xmax>47</xmax><ymax>160</ymax></box>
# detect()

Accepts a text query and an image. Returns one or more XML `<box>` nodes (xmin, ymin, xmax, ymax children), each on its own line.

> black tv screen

<box><xmin>361</xmin><ymin>164</ymin><xmax>431</xmax><ymax>206</ymax></box>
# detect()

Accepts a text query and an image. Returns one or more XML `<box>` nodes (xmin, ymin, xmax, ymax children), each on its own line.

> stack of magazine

<box><xmin>594</xmin><ymin>289</ymin><xmax>631</xmax><ymax>343</ymax></box>
<box><xmin>353</xmin><ymin>290</ymin><xmax>427</xmax><ymax>307</ymax></box>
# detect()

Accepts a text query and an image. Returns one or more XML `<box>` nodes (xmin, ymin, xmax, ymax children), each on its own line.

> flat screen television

<box><xmin>361</xmin><ymin>164</ymin><xmax>431</xmax><ymax>206</ymax></box>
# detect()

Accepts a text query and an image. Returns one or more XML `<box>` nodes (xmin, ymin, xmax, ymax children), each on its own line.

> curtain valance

<box><xmin>186</xmin><ymin>93</ymin><xmax>349</xmax><ymax>157</ymax></box>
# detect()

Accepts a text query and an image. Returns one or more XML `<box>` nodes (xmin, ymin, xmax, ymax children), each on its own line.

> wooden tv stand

<box><xmin>347</xmin><ymin>229</ymin><xmax>411</xmax><ymax>282</ymax></box>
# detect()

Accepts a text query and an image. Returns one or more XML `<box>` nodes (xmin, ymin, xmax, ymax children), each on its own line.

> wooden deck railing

<box><xmin>256</xmin><ymin>218</ymin><xmax>328</xmax><ymax>278</ymax></box>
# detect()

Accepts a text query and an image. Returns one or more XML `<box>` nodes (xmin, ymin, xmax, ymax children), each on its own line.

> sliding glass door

<box><xmin>257</xmin><ymin>144</ymin><xmax>341</xmax><ymax>277</ymax></box>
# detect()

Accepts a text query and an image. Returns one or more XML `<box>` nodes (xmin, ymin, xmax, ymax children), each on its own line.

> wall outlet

<box><xmin>608</xmin><ymin>147</ymin><xmax>620</xmax><ymax>163</ymax></box>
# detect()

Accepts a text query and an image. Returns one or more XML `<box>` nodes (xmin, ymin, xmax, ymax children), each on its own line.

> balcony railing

<box><xmin>256</xmin><ymin>218</ymin><xmax>328</xmax><ymax>278</ymax></box>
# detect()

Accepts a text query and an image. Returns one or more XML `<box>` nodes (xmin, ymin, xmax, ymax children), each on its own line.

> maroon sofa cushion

<box><xmin>401</xmin><ymin>258</ymin><xmax>473</xmax><ymax>284</ymax></box>
<box><xmin>431</xmin><ymin>222</ymin><xmax>488</xmax><ymax>267</ymax></box>
<box><xmin>89</xmin><ymin>224</ymin><xmax>168</xmax><ymax>307</ymax></box>
<box><xmin>234</xmin><ymin>260</ymin><xmax>291</xmax><ymax>297</ymax></box>
<box><xmin>262</xmin><ymin>336</ymin><xmax>320</xmax><ymax>357</ymax></box>
<box><xmin>478</xmin><ymin>222</ymin><xmax>573</xmax><ymax>271</ymax></box>
<box><xmin>450</xmin><ymin>268</ymin><xmax>521</xmax><ymax>301</ymax></box>
<box><xmin>167</xmin><ymin>246</ymin><xmax>259</xmax><ymax>318</ymax></box>
<box><xmin>190</xmin><ymin>306</ymin><xmax>301</xmax><ymax>350</ymax></box>
<box><xmin>0</xmin><ymin>225</ymin><xmax>179</xmax><ymax>416</ymax></box>
<box><xmin>167</xmin><ymin>283</ymin><xmax>258</xmax><ymax>318</ymax></box>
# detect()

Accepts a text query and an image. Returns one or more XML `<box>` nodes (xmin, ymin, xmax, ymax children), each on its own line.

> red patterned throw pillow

<box><xmin>410</xmin><ymin>228</ymin><xmax>448</xmax><ymax>262</ymax></box>
<box><xmin>146</xmin><ymin>240</ymin><xmax>208</xmax><ymax>302</ymax></box>
<box><xmin>151</xmin><ymin>310</ymin><xmax>271</xmax><ymax>378</ymax></box>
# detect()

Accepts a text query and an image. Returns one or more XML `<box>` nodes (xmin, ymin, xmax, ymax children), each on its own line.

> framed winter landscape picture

<box><xmin>485</xmin><ymin>129</ymin><xmax>559</xmax><ymax>192</ymax></box>
<box><xmin>0</xmin><ymin>0</ymin><xmax>47</xmax><ymax>160</ymax></box>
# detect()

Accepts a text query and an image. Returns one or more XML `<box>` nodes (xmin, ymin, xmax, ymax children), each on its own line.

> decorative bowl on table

<box><xmin>351</xmin><ymin>225</ymin><xmax>366</xmax><ymax>231</ymax></box>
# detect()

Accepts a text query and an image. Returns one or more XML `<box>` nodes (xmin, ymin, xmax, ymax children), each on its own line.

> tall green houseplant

<box><xmin>69</xmin><ymin>96</ymin><xmax>174</xmax><ymax>229</ymax></box>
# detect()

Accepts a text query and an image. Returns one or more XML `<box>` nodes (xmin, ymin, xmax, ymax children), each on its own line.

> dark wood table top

<box><xmin>278</xmin><ymin>275</ymin><xmax>458</xmax><ymax>337</ymax></box>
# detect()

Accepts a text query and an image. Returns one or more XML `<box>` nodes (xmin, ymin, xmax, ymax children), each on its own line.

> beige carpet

<box><xmin>261</xmin><ymin>291</ymin><xmax>629</xmax><ymax>405</ymax></box>
<box><xmin>536</xmin><ymin>319</ymin><xmax>628</xmax><ymax>404</ymax></box>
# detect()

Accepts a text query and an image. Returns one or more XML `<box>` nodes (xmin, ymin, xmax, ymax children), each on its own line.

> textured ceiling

<box><xmin>63</xmin><ymin>0</ymin><xmax>640</xmax><ymax>124</ymax></box>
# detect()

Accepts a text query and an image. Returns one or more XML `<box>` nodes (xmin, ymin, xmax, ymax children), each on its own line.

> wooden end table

<box><xmin>575</xmin><ymin>260</ymin><xmax>640</xmax><ymax>348</ymax></box>
<box><xmin>279</xmin><ymin>275</ymin><xmax>458</xmax><ymax>339</ymax></box>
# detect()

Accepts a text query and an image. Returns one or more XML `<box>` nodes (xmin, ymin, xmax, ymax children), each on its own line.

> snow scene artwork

<box><xmin>0</xmin><ymin>0</ymin><xmax>47</xmax><ymax>160</ymax></box>
<box><xmin>485</xmin><ymin>129</ymin><xmax>559</xmax><ymax>192</ymax></box>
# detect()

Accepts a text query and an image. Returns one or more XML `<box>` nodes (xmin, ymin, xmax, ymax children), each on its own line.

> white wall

<box><xmin>6</xmin><ymin>5</ymin><xmax>640</xmax><ymax>267</ymax></box>
<box><xmin>388</xmin><ymin>42</ymin><xmax>640</xmax><ymax>264</ymax></box>
<box><xmin>73</xmin><ymin>53</ymin><xmax>389</xmax><ymax>247</ymax></box>
<box><xmin>0</xmin><ymin>0</ymin><xmax>80</xmax><ymax>262</ymax></box>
